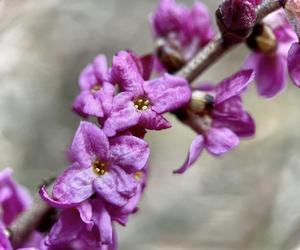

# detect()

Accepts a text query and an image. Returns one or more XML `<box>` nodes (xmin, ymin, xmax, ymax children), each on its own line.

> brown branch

<box><xmin>8</xmin><ymin>0</ymin><xmax>283</xmax><ymax>247</ymax></box>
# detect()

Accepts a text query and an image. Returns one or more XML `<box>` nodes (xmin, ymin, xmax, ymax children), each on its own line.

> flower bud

<box><xmin>216</xmin><ymin>0</ymin><xmax>257</xmax><ymax>43</ymax></box>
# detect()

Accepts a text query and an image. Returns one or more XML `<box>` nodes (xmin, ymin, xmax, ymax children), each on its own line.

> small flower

<box><xmin>174</xmin><ymin>70</ymin><xmax>255</xmax><ymax>174</ymax></box>
<box><xmin>0</xmin><ymin>168</ymin><xmax>32</xmax><ymax>226</ymax></box>
<box><xmin>103</xmin><ymin>51</ymin><xmax>191</xmax><ymax>137</ymax></box>
<box><xmin>244</xmin><ymin>10</ymin><xmax>297</xmax><ymax>97</ymax></box>
<box><xmin>72</xmin><ymin>55</ymin><xmax>115</xmax><ymax>118</ymax></box>
<box><xmin>216</xmin><ymin>0</ymin><xmax>257</xmax><ymax>43</ymax></box>
<box><xmin>151</xmin><ymin>0</ymin><xmax>214</xmax><ymax>71</ymax></box>
<box><xmin>44</xmin><ymin>199</ymin><xmax>117</xmax><ymax>249</ymax></box>
<box><xmin>40</xmin><ymin>121</ymin><xmax>150</xmax><ymax>207</ymax></box>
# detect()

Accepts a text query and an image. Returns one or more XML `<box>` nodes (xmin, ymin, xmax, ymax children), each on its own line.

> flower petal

<box><xmin>111</xmin><ymin>51</ymin><xmax>144</xmax><ymax>96</ymax></box>
<box><xmin>144</xmin><ymin>74</ymin><xmax>191</xmax><ymax>114</ymax></box>
<box><xmin>288</xmin><ymin>42</ymin><xmax>300</xmax><ymax>87</ymax></box>
<box><xmin>212</xmin><ymin>96</ymin><xmax>255</xmax><ymax>137</ymax></box>
<box><xmin>109</xmin><ymin>135</ymin><xmax>150</xmax><ymax>172</ymax></box>
<box><xmin>139</xmin><ymin>109</ymin><xmax>171</xmax><ymax>130</ymax></box>
<box><xmin>103</xmin><ymin>92</ymin><xmax>141</xmax><ymax>137</ymax></box>
<box><xmin>79</xmin><ymin>55</ymin><xmax>108</xmax><ymax>90</ymax></box>
<box><xmin>47</xmin><ymin>209</ymin><xmax>83</xmax><ymax>246</ymax></box>
<box><xmin>173</xmin><ymin>135</ymin><xmax>205</xmax><ymax>174</ymax></box>
<box><xmin>215</xmin><ymin>70</ymin><xmax>254</xmax><ymax>104</ymax></box>
<box><xmin>205</xmin><ymin>128</ymin><xmax>239</xmax><ymax>156</ymax></box>
<box><xmin>77</xmin><ymin>201</ymin><xmax>94</xmax><ymax>230</ymax></box>
<box><xmin>255</xmin><ymin>54</ymin><xmax>287</xmax><ymax>98</ymax></box>
<box><xmin>93</xmin><ymin>166</ymin><xmax>136</xmax><ymax>207</ymax></box>
<box><xmin>72</xmin><ymin>91</ymin><xmax>104</xmax><ymax>118</ymax></box>
<box><xmin>152</xmin><ymin>0</ymin><xmax>186</xmax><ymax>36</ymax></box>
<box><xmin>52</xmin><ymin>163</ymin><xmax>96</xmax><ymax>205</ymax></box>
<box><xmin>69</xmin><ymin>122</ymin><xmax>109</xmax><ymax>167</ymax></box>
<box><xmin>91</xmin><ymin>199</ymin><xmax>112</xmax><ymax>245</ymax></box>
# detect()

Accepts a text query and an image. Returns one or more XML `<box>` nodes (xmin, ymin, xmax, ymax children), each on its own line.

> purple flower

<box><xmin>0</xmin><ymin>168</ymin><xmax>31</xmax><ymax>226</ymax></box>
<box><xmin>72</xmin><ymin>55</ymin><xmax>115</xmax><ymax>118</ymax></box>
<box><xmin>44</xmin><ymin>199</ymin><xmax>117</xmax><ymax>250</ymax></box>
<box><xmin>40</xmin><ymin>121</ymin><xmax>150</xmax><ymax>207</ymax></box>
<box><xmin>244</xmin><ymin>10</ymin><xmax>298</xmax><ymax>97</ymax></box>
<box><xmin>102</xmin><ymin>51</ymin><xmax>191</xmax><ymax>137</ymax></box>
<box><xmin>151</xmin><ymin>0</ymin><xmax>214</xmax><ymax>70</ymax></box>
<box><xmin>174</xmin><ymin>70</ymin><xmax>255</xmax><ymax>174</ymax></box>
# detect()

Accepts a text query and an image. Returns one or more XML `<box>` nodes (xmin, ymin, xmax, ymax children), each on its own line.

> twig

<box><xmin>8</xmin><ymin>0</ymin><xmax>283</xmax><ymax>246</ymax></box>
<box><xmin>177</xmin><ymin>0</ymin><xmax>283</xmax><ymax>83</ymax></box>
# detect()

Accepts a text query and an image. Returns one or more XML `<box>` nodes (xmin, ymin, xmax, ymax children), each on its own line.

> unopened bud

<box><xmin>216</xmin><ymin>0</ymin><xmax>257</xmax><ymax>44</ymax></box>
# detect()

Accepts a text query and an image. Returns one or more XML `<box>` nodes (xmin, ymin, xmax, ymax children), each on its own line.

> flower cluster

<box><xmin>39</xmin><ymin>50</ymin><xmax>191</xmax><ymax>249</ymax></box>
<box><xmin>2</xmin><ymin>0</ymin><xmax>300</xmax><ymax>249</ymax></box>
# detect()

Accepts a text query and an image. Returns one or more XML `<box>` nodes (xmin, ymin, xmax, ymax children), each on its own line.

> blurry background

<box><xmin>0</xmin><ymin>0</ymin><xmax>300</xmax><ymax>249</ymax></box>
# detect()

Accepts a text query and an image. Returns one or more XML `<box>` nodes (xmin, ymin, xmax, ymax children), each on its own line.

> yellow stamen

<box><xmin>92</xmin><ymin>159</ymin><xmax>107</xmax><ymax>176</ymax></box>
<box><xmin>134</xmin><ymin>96</ymin><xmax>151</xmax><ymax>111</ymax></box>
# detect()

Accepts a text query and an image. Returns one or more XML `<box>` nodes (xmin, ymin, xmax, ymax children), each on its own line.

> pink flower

<box><xmin>40</xmin><ymin>121</ymin><xmax>150</xmax><ymax>208</ymax></box>
<box><xmin>102</xmin><ymin>51</ymin><xmax>191</xmax><ymax>137</ymax></box>
<box><xmin>151</xmin><ymin>0</ymin><xmax>214</xmax><ymax>68</ymax></box>
<box><xmin>0</xmin><ymin>168</ymin><xmax>31</xmax><ymax>226</ymax></box>
<box><xmin>244</xmin><ymin>10</ymin><xmax>298</xmax><ymax>97</ymax></box>
<box><xmin>174</xmin><ymin>70</ymin><xmax>255</xmax><ymax>174</ymax></box>
<box><xmin>44</xmin><ymin>199</ymin><xmax>117</xmax><ymax>249</ymax></box>
<box><xmin>72</xmin><ymin>55</ymin><xmax>115</xmax><ymax>118</ymax></box>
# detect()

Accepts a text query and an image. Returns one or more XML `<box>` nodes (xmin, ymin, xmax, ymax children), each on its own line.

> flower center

<box><xmin>134</xmin><ymin>171</ymin><xmax>143</xmax><ymax>181</ymax></box>
<box><xmin>92</xmin><ymin>159</ymin><xmax>107</xmax><ymax>176</ymax></box>
<box><xmin>134</xmin><ymin>96</ymin><xmax>151</xmax><ymax>111</ymax></box>
<box><xmin>90</xmin><ymin>84</ymin><xmax>101</xmax><ymax>94</ymax></box>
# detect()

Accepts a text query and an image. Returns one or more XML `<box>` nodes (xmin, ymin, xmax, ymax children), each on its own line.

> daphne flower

<box><xmin>0</xmin><ymin>168</ymin><xmax>31</xmax><ymax>226</ymax></box>
<box><xmin>174</xmin><ymin>70</ymin><xmax>255</xmax><ymax>174</ymax></box>
<box><xmin>40</xmin><ymin>121</ymin><xmax>150</xmax><ymax>207</ymax></box>
<box><xmin>102</xmin><ymin>51</ymin><xmax>191</xmax><ymax>137</ymax></box>
<box><xmin>72</xmin><ymin>55</ymin><xmax>115</xmax><ymax>118</ymax></box>
<box><xmin>44</xmin><ymin>199</ymin><xmax>116</xmax><ymax>250</ymax></box>
<box><xmin>244</xmin><ymin>10</ymin><xmax>297</xmax><ymax>97</ymax></box>
<box><xmin>151</xmin><ymin>0</ymin><xmax>214</xmax><ymax>72</ymax></box>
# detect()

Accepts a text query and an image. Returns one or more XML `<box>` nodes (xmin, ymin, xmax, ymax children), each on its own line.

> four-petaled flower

<box><xmin>72</xmin><ymin>55</ymin><xmax>115</xmax><ymax>118</ymax></box>
<box><xmin>40</xmin><ymin>121</ymin><xmax>150</xmax><ymax>208</ymax></box>
<box><xmin>102</xmin><ymin>51</ymin><xmax>191</xmax><ymax>137</ymax></box>
<box><xmin>174</xmin><ymin>70</ymin><xmax>255</xmax><ymax>174</ymax></box>
<box><xmin>244</xmin><ymin>10</ymin><xmax>298</xmax><ymax>97</ymax></box>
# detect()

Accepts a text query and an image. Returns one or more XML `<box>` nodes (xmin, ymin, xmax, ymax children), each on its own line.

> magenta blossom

<box><xmin>244</xmin><ymin>10</ymin><xmax>298</xmax><ymax>98</ymax></box>
<box><xmin>0</xmin><ymin>168</ymin><xmax>31</xmax><ymax>226</ymax></box>
<box><xmin>102</xmin><ymin>51</ymin><xmax>191</xmax><ymax>137</ymax></box>
<box><xmin>40</xmin><ymin>121</ymin><xmax>150</xmax><ymax>208</ymax></box>
<box><xmin>152</xmin><ymin>0</ymin><xmax>214</xmax><ymax>62</ymax></box>
<box><xmin>72</xmin><ymin>55</ymin><xmax>115</xmax><ymax>118</ymax></box>
<box><xmin>174</xmin><ymin>70</ymin><xmax>255</xmax><ymax>174</ymax></box>
<box><xmin>44</xmin><ymin>199</ymin><xmax>116</xmax><ymax>250</ymax></box>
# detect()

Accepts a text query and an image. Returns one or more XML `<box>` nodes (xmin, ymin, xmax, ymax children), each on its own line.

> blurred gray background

<box><xmin>0</xmin><ymin>0</ymin><xmax>300</xmax><ymax>249</ymax></box>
